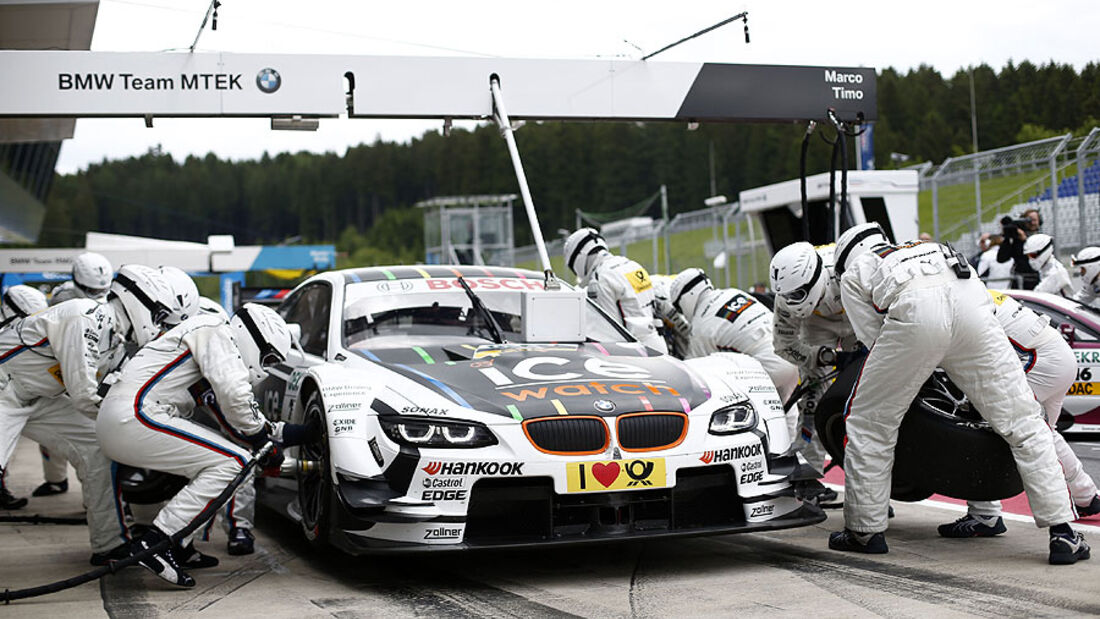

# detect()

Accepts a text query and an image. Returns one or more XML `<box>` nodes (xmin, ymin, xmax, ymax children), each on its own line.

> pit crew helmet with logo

<box><xmin>833</xmin><ymin>223</ymin><xmax>890</xmax><ymax>276</ymax></box>
<box><xmin>670</xmin><ymin>268</ymin><xmax>713</xmax><ymax>318</ymax></box>
<box><xmin>563</xmin><ymin>227</ymin><xmax>609</xmax><ymax>280</ymax></box>
<box><xmin>230</xmin><ymin>303</ymin><xmax>292</xmax><ymax>385</ymax></box>
<box><xmin>72</xmin><ymin>252</ymin><xmax>113</xmax><ymax>299</ymax></box>
<box><xmin>770</xmin><ymin>242</ymin><xmax>827</xmax><ymax>319</ymax></box>
<box><xmin>108</xmin><ymin>264</ymin><xmax>175</xmax><ymax>347</ymax></box>
<box><xmin>158</xmin><ymin>266</ymin><xmax>200</xmax><ymax>327</ymax></box>
<box><xmin>0</xmin><ymin>285</ymin><xmax>47</xmax><ymax>324</ymax></box>
<box><xmin>1072</xmin><ymin>246</ymin><xmax>1100</xmax><ymax>292</ymax></box>
<box><xmin>1024</xmin><ymin>233</ymin><xmax>1056</xmax><ymax>271</ymax></box>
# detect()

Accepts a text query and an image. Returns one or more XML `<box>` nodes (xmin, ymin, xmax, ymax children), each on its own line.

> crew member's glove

<box><xmin>243</xmin><ymin>424</ymin><xmax>271</xmax><ymax>451</ymax></box>
<box><xmin>272</xmin><ymin>421</ymin><xmax>322</xmax><ymax>447</ymax></box>
<box><xmin>257</xmin><ymin>444</ymin><xmax>285</xmax><ymax>477</ymax></box>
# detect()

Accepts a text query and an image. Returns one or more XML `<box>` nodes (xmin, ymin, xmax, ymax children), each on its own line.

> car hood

<box><xmin>354</xmin><ymin>343</ymin><xmax>710</xmax><ymax>420</ymax></box>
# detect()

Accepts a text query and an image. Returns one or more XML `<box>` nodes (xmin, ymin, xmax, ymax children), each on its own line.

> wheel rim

<box><xmin>297</xmin><ymin>400</ymin><xmax>328</xmax><ymax>534</ymax></box>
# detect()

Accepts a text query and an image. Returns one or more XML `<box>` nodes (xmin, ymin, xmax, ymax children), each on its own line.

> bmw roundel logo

<box><xmin>256</xmin><ymin>68</ymin><xmax>281</xmax><ymax>94</ymax></box>
<box><xmin>593</xmin><ymin>399</ymin><xmax>615</xmax><ymax>413</ymax></box>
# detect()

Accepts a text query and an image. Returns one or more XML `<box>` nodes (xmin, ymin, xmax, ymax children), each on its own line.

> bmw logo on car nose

<box><xmin>256</xmin><ymin>68</ymin><xmax>281</xmax><ymax>94</ymax></box>
<box><xmin>593</xmin><ymin>399</ymin><xmax>615</xmax><ymax>413</ymax></box>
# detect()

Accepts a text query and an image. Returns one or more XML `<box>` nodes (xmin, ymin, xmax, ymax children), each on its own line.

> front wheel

<box><xmin>297</xmin><ymin>390</ymin><xmax>331</xmax><ymax>548</ymax></box>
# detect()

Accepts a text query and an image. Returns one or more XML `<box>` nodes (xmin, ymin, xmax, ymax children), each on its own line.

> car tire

<box><xmin>816</xmin><ymin>357</ymin><xmax>1024</xmax><ymax>502</ymax></box>
<box><xmin>297</xmin><ymin>390</ymin><xmax>331</xmax><ymax>548</ymax></box>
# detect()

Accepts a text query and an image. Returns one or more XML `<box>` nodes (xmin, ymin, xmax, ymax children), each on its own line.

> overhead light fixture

<box><xmin>271</xmin><ymin>115</ymin><xmax>319</xmax><ymax>131</ymax></box>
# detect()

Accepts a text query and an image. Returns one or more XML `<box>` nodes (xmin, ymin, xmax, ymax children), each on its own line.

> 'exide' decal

<box><xmin>421</xmin><ymin>461</ymin><xmax>525</xmax><ymax>476</ymax></box>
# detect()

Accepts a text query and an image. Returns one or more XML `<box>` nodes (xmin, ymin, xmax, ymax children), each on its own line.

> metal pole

<box><xmin>490</xmin><ymin>77</ymin><xmax>552</xmax><ymax>274</ymax></box>
<box><xmin>722</xmin><ymin>208</ymin><xmax>732</xmax><ymax>288</ymax></box>
<box><xmin>746</xmin><ymin>210</ymin><xmax>758</xmax><ymax>282</ymax></box>
<box><xmin>660</xmin><ymin>185</ymin><xmax>670</xmax><ymax>272</ymax></box>
<box><xmin>735</xmin><ymin>217</ymin><xmax>744</xmax><ymax>289</ymax></box>
<box><xmin>652</xmin><ymin>221</ymin><xmax>660</xmax><ymax>273</ymax></box>
<box><xmin>969</xmin><ymin>67</ymin><xmax>979</xmax><ymax>154</ymax></box>
<box><xmin>974</xmin><ymin>162</ymin><xmax>982</xmax><ymax>233</ymax></box>
<box><xmin>932</xmin><ymin>177</ymin><xmax>939</xmax><ymax>240</ymax></box>
<box><xmin>1051</xmin><ymin>150</ymin><xmax>1059</xmax><ymax>242</ymax></box>
<box><xmin>1077</xmin><ymin>128</ymin><xmax>1098</xmax><ymax>248</ymax></box>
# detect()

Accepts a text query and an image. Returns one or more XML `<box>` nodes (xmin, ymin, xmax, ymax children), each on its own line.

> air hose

<box><xmin>0</xmin><ymin>514</ymin><xmax>87</xmax><ymax>525</ymax></box>
<box><xmin>799</xmin><ymin>121</ymin><xmax>816</xmax><ymax>242</ymax></box>
<box><xmin>1</xmin><ymin>442</ymin><xmax>274</xmax><ymax>604</ymax></box>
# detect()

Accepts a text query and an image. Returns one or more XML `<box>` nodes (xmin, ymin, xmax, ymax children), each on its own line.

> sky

<box><xmin>52</xmin><ymin>0</ymin><xmax>1100</xmax><ymax>174</ymax></box>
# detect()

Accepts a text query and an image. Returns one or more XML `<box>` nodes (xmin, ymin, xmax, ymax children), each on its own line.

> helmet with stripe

<box><xmin>563</xmin><ymin>228</ymin><xmax>608</xmax><ymax>280</ymax></box>
<box><xmin>1023</xmin><ymin>233</ymin><xmax>1055</xmax><ymax>271</ymax></box>
<box><xmin>109</xmin><ymin>264</ymin><xmax>175</xmax><ymax>347</ymax></box>
<box><xmin>230</xmin><ymin>303</ymin><xmax>292</xmax><ymax>385</ymax></box>
<box><xmin>770</xmin><ymin>242</ymin><xmax>827</xmax><ymax>319</ymax></box>
<box><xmin>834</xmin><ymin>223</ymin><xmax>890</xmax><ymax>277</ymax></box>
<box><xmin>1</xmin><ymin>285</ymin><xmax>47</xmax><ymax>324</ymax></box>
<box><xmin>1071</xmin><ymin>246</ymin><xmax>1100</xmax><ymax>292</ymax></box>
<box><xmin>669</xmin><ymin>268</ymin><xmax>713</xmax><ymax>319</ymax></box>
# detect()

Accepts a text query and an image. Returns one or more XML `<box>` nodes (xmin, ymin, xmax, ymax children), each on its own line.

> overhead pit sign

<box><xmin>0</xmin><ymin>51</ymin><xmax>876</xmax><ymax>123</ymax></box>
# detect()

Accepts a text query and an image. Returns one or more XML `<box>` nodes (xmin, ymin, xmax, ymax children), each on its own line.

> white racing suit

<box><xmin>0</xmin><ymin>299</ymin><xmax>128</xmax><ymax>553</ymax></box>
<box><xmin>37</xmin><ymin>284</ymin><xmax>97</xmax><ymax>485</ymax></box>
<box><xmin>966</xmin><ymin>291</ymin><xmax>1099</xmax><ymax>517</ymax></box>
<box><xmin>773</xmin><ymin>279</ymin><xmax>856</xmax><ymax>473</ymax></box>
<box><xmin>1073</xmin><ymin>286</ymin><xmax>1100</xmax><ymax>310</ymax></box>
<box><xmin>585</xmin><ymin>253</ymin><xmax>668</xmax><ymax>354</ymax></box>
<box><xmin>1034</xmin><ymin>259</ymin><xmax>1074</xmax><ymax>297</ymax></box>
<box><xmin>840</xmin><ymin>241</ymin><xmax>1074</xmax><ymax>533</ymax></box>
<box><xmin>687</xmin><ymin>287</ymin><xmax>800</xmax><ymax>440</ymax></box>
<box><xmin>97</xmin><ymin>314</ymin><xmax>267</xmax><ymax>539</ymax></box>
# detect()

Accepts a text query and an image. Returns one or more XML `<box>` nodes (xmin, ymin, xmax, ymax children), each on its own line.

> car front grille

<box><xmin>523</xmin><ymin>416</ymin><xmax>609</xmax><ymax>455</ymax></box>
<box><xmin>616</xmin><ymin>413</ymin><xmax>688</xmax><ymax>452</ymax></box>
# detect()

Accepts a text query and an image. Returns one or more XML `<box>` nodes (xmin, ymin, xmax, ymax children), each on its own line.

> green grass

<box><xmin>918</xmin><ymin>167</ymin><xmax>1052</xmax><ymax>235</ymax></box>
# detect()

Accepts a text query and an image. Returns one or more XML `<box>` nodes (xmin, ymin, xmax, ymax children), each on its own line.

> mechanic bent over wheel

<box><xmin>830</xmin><ymin>223</ymin><xmax>1088</xmax><ymax>565</ymax></box>
<box><xmin>97</xmin><ymin>303</ymin><xmax>313</xmax><ymax>587</ymax></box>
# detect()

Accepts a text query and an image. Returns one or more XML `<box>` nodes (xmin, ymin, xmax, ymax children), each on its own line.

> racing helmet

<box><xmin>108</xmin><ymin>264</ymin><xmax>175</xmax><ymax>347</ymax></box>
<box><xmin>834</xmin><ymin>223</ymin><xmax>890</xmax><ymax>277</ymax></box>
<box><xmin>230</xmin><ymin>303</ymin><xmax>292</xmax><ymax>385</ymax></box>
<box><xmin>71</xmin><ymin>252</ymin><xmax>113</xmax><ymax>299</ymax></box>
<box><xmin>563</xmin><ymin>227</ymin><xmax>608</xmax><ymax>280</ymax></box>
<box><xmin>1</xmin><ymin>285</ymin><xmax>47</xmax><ymax>323</ymax></box>
<box><xmin>770</xmin><ymin>242</ymin><xmax>827</xmax><ymax>319</ymax></box>
<box><xmin>669</xmin><ymin>268</ymin><xmax>713</xmax><ymax>318</ymax></box>
<box><xmin>1071</xmin><ymin>246</ymin><xmax>1100</xmax><ymax>292</ymax></box>
<box><xmin>198</xmin><ymin>296</ymin><xmax>229</xmax><ymax>320</ymax></box>
<box><xmin>1023</xmin><ymin>233</ymin><xmax>1055</xmax><ymax>271</ymax></box>
<box><xmin>158</xmin><ymin>266</ymin><xmax>200</xmax><ymax>327</ymax></box>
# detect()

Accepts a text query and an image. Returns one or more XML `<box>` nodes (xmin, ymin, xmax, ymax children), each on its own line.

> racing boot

<box><xmin>175</xmin><ymin>542</ymin><xmax>219</xmax><ymax>569</ymax></box>
<box><xmin>32</xmin><ymin>479</ymin><xmax>68</xmax><ymax>497</ymax></box>
<box><xmin>90</xmin><ymin>543</ymin><xmax>130</xmax><ymax>566</ymax></box>
<box><xmin>1076</xmin><ymin>495</ymin><xmax>1100</xmax><ymax>518</ymax></box>
<box><xmin>1049</xmin><ymin>525</ymin><xmax>1090</xmax><ymax>565</ymax></box>
<box><xmin>227</xmin><ymin>527</ymin><xmax>255</xmax><ymax>555</ymax></box>
<box><xmin>937</xmin><ymin>514</ymin><xmax>1007</xmax><ymax>538</ymax></box>
<box><xmin>131</xmin><ymin>526</ymin><xmax>195</xmax><ymax>587</ymax></box>
<box><xmin>0</xmin><ymin>486</ymin><xmax>27</xmax><ymax>510</ymax></box>
<box><xmin>828</xmin><ymin>529</ymin><xmax>888</xmax><ymax>554</ymax></box>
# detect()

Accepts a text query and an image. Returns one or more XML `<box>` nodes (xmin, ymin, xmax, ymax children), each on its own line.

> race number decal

<box><xmin>716</xmin><ymin>293</ymin><xmax>755</xmax><ymax>323</ymax></box>
<box><xmin>567</xmin><ymin>458</ymin><xmax>666</xmax><ymax>492</ymax></box>
<box><xmin>1068</xmin><ymin>367</ymin><xmax>1097</xmax><ymax>395</ymax></box>
<box><xmin>625</xmin><ymin>268</ymin><xmax>653</xmax><ymax>293</ymax></box>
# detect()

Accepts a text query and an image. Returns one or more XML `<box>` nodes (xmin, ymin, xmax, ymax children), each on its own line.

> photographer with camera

<box><xmin>998</xmin><ymin>208</ymin><xmax>1042</xmax><ymax>289</ymax></box>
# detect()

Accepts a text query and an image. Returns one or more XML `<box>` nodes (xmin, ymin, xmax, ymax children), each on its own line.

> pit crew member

<box><xmin>830</xmin><ymin>223</ymin><xmax>1088</xmax><ymax>565</ymax></box>
<box><xmin>1024</xmin><ymin>233</ymin><xmax>1074</xmax><ymax>297</ymax></box>
<box><xmin>0</xmin><ymin>285</ymin><xmax>48</xmax><ymax>509</ymax></box>
<box><xmin>1070</xmin><ymin>247</ymin><xmax>1100</xmax><ymax>309</ymax></box>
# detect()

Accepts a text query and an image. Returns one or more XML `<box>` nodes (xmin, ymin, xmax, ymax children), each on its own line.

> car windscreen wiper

<box><xmin>456</xmin><ymin>277</ymin><xmax>505</xmax><ymax>344</ymax></box>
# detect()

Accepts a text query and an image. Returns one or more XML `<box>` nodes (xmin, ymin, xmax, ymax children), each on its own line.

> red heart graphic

<box><xmin>591</xmin><ymin>462</ymin><xmax>621</xmax><ymax>488</ymax></box>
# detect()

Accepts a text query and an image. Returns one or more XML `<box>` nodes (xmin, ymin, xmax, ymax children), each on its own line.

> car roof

<box><xmin>333</xmin><ymin>265</ymin><xmax>542</xmax><ymax>284</ymax></box>
<box><xmin>1003</xmin><ymin>289</ymin><xmax>1100</xmax><ymax>329</ymax></box>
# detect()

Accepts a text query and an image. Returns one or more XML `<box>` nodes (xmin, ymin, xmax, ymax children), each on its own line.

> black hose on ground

<box><xmin>1</xmin><ymin>442</ymin><xmax>273</xmax><ymax>604</ymax></box>
<box><xmin>0</xmin><ymin>514</ymin><xmax>87</xmax><ymax>525</ymax></box>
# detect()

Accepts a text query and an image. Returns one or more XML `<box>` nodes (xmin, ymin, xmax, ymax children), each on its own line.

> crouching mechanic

<box><xmin>830</xmin><ymin>223</ymin><xmax>1088</xmax><ymax>565</ymax></box>
<box><xmin>0</xmin><ymin>265</ymin><xmax>177</xmax><ymax>565</ymax></box>
<box><xmin>1070</xmin><ymin>247</ymin><xmax>1100</xmax><ymax>310</ymax></box>
<box><xmin>563</xmin><ymin>228</ymin><xmax>667</xmax><ymax>353</ymax></box>
<box><xmin>940</xmin><ymin>289</ymin><xmax>1100</xmax><ymax>537</ymax></box>
<box><xmin>0</xmin><ymin>285</ymin><xmax>48</xmax><ymax>509</ymax></box>
<box><xmin>769</xmin><ymin>243</ymin><xmax>859</xmax><ymax>502</ymax></box>
<box><xmin>97</xmin><ymin>303</ymin><xmax>314</xmax><ymax>587</ymax></box>
<box><xmin>670</xmin><ymin>268</ymin><xmax>800</xmax><ymax>404</ymax></box>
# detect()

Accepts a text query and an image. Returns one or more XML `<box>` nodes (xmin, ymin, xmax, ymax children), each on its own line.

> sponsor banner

<box><xmin>421</xmin><ymin>461</ymin><xmax>525</xmax><ymax>476</ymax></box>
<box><xmin>1075</xmin><ymin>350</ymin><xmax>1100</xmax><ymax>364</ymax></box>
<box><xmin>743</xmin><ymin>496</ymin><xmax>801</xmax><ymax>523</ymax></box>
<box><xmin>699</xmin><ymin>443</ymin><xmax>763</xmax><ymax>465</ymax></box>
<box><xmin>1068</xmin><ymin>382</ymin><xmax>1099</xmax><ymax>396</ymax></box>
<box><xmin>0</xmin><ymin>52</ymin><xmax>875</xmax><ymax>122</ymax></box>
<box><xmin>566</xmin><ymin>458</ymin><xmax>666</xmax><ymax>492</ymax></box>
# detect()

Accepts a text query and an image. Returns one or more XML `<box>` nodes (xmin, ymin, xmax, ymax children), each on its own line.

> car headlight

<box><xmin>708</xmin><ymin>400</ymin><xmax>757</xmax><ymax>435</ymax></box>
<box><xmin>379</xmin><ymin>416</ymin><xmax>498</xmax><ymax>448</ymax></box>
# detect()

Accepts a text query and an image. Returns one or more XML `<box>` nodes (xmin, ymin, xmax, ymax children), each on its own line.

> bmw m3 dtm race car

<box><xmin>253</xmin><ymin>265</ymin><xmax>824</xmax><ymax>552</ymax></box>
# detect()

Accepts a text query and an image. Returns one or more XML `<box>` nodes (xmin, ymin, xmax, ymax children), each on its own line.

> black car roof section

<box><xmin>341</xmin><ymin>265</ymin><xmax>541</xmax><ymax>283</ymax></box>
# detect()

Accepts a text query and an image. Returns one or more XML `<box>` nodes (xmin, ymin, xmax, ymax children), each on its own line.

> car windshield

<box><xmin>342</xmin><ymin>277</ymin><xmax>630</xmax><ymax>347</ymax></box>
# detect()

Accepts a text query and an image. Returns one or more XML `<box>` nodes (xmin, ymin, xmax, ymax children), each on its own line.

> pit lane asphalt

<box><xmin>2</xmin><ymin>437</ymin><xmax>1100</xmax><ymax>618</ymax></box>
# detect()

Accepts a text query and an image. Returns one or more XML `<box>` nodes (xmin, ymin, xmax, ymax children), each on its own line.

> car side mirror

<box><xmin>1060</xmin><ymin>323</ymin><xmax>1076</xmax><ymax>345</ymax></box>
<box><xmin>287</xmin><ymin>323</ymin><xmax>302</xmax><ymax>346</ymax></box>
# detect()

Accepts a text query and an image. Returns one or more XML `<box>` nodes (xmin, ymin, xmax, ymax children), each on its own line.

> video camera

<box><xmin>1000</xmin><ymin>215</ymin><xmax>1033</xmax><ymax>236</ymax></box>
